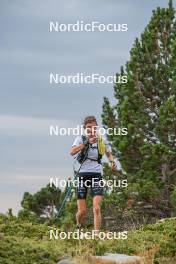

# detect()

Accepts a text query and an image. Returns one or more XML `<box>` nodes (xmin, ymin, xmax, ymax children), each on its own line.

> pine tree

<box><xmin>20</xmin><ymin>184</ymin><xmax>61</xmax><ymax>220</ymax></box>
<box><xmin>102</xmin><ymin>1</ymin><xmax>176</xmax><ymax>219</ymax></box>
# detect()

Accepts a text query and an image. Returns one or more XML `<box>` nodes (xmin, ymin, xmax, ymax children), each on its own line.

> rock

<box><xmin>57</xmin><ymin>254</ymin><xmax>145</xmax><ymax>264</ymax></box>
<box><xmin>57</xmin><ymin>259</ymin><xmax>75</xmax><ymax>264</ymax></box>
<box><xmin>95</xmin><ymin>253</ymin><xmax>145</xmax><ymax>264</ymax></box>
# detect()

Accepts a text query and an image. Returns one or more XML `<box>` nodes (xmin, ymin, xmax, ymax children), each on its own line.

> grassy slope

<box><xmin>0</xmin><ymin>216</ymin><xmax>175</xmax><ymax>264</ymax></box>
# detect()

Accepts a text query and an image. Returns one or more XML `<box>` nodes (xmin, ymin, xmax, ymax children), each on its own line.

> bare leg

<box><xmin>93</xmin><ymin>195</ymin><xmax>102</xmax><ymax>235</ymax></box>
<box><xmin>76</xmin><ymin>199</ymin><xmax>86</xmax><ymax>226</ymax></box>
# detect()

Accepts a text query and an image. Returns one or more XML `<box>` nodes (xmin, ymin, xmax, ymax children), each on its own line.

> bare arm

<box><xmin>106</xmin><ymin>150</ymin><xmax>117</xmax><ymax>171</ymax></box>
<box><xmin>106</xmin><ymin>150</ymin><xmax>113</xmax><ymax>161</ymax></box>
<box><xmin>70</xmin><ymin>144</ymin><xmax>85</xmax><ymax>156</ymax></box>
<box><xmin>70</xmin><ymin>136</ymin><xmax>96</xmax><ymax>156</ymax></box>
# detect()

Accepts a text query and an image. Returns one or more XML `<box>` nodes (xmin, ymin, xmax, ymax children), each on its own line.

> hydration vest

<box><xmin>77</xmin><ymin>135</ymin><xmax>105</xmax><ymax>164</ymax></box>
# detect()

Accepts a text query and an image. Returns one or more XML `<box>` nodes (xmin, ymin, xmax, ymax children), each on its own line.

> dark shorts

<box><xmin>77</xmin><ymin>172</ymin><xmax>103</xmax><ymax>199</ymax></box>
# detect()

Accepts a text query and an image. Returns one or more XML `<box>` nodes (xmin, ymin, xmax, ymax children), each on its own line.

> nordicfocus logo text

<box><xmin>49</xmin><ymin>21</ymin><xmax>128</xmax><ymax>32</ymax></box>
<box><xmin>49</xmin><ymin>125</ymin><xmax>128</xmax><ymax>136</ymax></box>
<box><xmin>50</xmin><ymin>229</ymin><xmax>128</xmax><ymax>240</ymax></box>
<box><xmin>49</xmin><ymin>73</ymin><xmax>127</xmax><ymax>85</ymax></box>
<box><xmin>49</xmin><ymin>178</ymin><xmax>128</xmax><ymax>189</ymax></box>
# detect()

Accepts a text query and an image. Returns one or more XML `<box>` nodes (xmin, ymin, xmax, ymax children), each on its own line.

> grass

<box><xmin>0</xmin><ymin>215</ymin><xmax>175</xmax><ymax>264</ymax></box>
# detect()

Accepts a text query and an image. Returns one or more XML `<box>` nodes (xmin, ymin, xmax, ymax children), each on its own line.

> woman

<box><xmin>70</xmin><ymin>116</ymin><xmax>116</xmax><ymax>236</ymax></box>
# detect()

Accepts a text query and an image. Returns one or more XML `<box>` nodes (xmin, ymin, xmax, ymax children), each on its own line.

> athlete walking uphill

<box><xmin>70</xmin><ymin>116</ymin><xmax>116</xmax><ymax>235</ymax></box>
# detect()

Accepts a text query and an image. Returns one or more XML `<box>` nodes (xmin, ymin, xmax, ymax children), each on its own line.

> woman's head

<box><xmin>83</xmin><ymin>116</ymin><xmax>98</xmax><ymax>136</ymax></box>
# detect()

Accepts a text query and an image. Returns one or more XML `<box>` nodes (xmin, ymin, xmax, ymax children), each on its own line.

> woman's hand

<box><xmin>106</xmin><ymin>151</ymin><xmax>117</xmax><ymax>171</ymax></box>
<box><xmin>110</xmin><ymin>160</ymin><xmax>117</xmax><ymax>171</ymax></box>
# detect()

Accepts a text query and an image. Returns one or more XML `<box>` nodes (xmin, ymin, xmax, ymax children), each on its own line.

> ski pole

<box><xmin>57</xmin><ymin>145</ymin><xmax>90</xmax><ymax>218</ymax></box>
